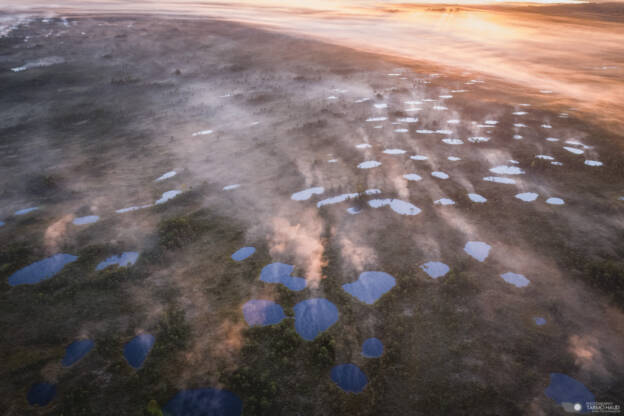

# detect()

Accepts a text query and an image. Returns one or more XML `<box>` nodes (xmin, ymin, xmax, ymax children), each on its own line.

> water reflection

<box><xmin>8</xmin><ymin>253</ymin><xmax>77</xmax><ymax>286</ymax></box>
<box><xmin>164</xmin><ymin>388</ymin><xmax>242</xmax><ymax>416</ymax></box>
<box><xmin>231</xmin><ymin>246</ymin><xmax>256</xmax><ymax>262</ymax></box>
<box><xmin>420</xmin><ymin>261</ymin><xmax>450</xmax><ymax>279</ymax></box>
<box><xmin>14</xmin><ymin>207</ymin><xmax>38</xmax><ymax>216</ymax></box>
<box><xmin>242</xmin><ymin>300</ymin><xmax>286</xmax><ymax>327</ymax></box>
<box><xmin>362</xmin><ymin>337</ymin><xmax>384</xmax><ymax>358</ymax></box>
<box><xmin>62</xmin><ymin>339</ymin><xmax>94</xmax><ymax>367</ymax></box>
<box><xmin>27</xmin><ymin>382</ymin><xmax>56</xmax><ymax>407</ymax></box>
<box><xmin>123</xmin><ymin>333</ymin><xmax>155</xmax><ymax>369</ymax></box>
<box><xmin>293</xmin><ymin>298</ymin><xmax>339</xmax><ymax>341</ymax></box>
<box><xmin>545</xmin><ymin>373</ymin><xmax>595</xmax><ymax>413</ymax></box>
<box><xmin>260</xmin><ymin>262</ymin><xmax>307</xmax><ymax>291</ymax></box>
<box><xmin>342</xmin><ymin>271</ymin><xmax>396</xmax><ymax>304</ymax></box>
<box><xmin>72</xmin><ymin>215</ymin><xmax>99</xmax><ymax>225</ymax></box>
<box><xmin>331</xmin><ymin>364</ymin><xmax>368</xmax><ymax>393</ymax></box>
<box><xmin>95</xmin><ymin>252</ymin><xmax>139</xmax><ymax>271</ymax></box>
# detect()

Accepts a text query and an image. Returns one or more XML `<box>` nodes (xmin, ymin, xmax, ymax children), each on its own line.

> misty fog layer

<box><xmin>2</xmin><ymin>1</ymin><xmax>624</xmax><ymax>129</ymax></box>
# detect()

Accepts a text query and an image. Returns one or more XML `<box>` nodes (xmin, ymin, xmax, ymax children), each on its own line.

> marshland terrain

<box><xmin>0</xmin><ymin>7</ymin><xmax>623</xmax><ymax>416</ymax></box>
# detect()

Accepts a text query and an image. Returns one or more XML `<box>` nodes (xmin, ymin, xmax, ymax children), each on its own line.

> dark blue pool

<box><xmin>231</xmin><ymin>247</ymin><xmax>256</xmax><ymax>262</ymax></box>
<box><xmin>342</xmin><ymin>271</ymin><xmax>396</xmax><ymax>304</ymax></box>
<box><xmin>163</xmin><ymin>388</ymin><xmax>242</xmax><ymax>416</ymax></box>
<box><xmin>331</xmin><ymin>364</ymin><xmax>368</xmax><ymax>393</ymax></box>
<box><xmin>293</xmin><ymin>298</ymin><xmax>339</xmax><ymax>341</ymax></box>
<box><xmin>545</xmin><ymin>373</ymin><xmax>595</xmax><ymax>413</ymax></box>
<box><xmin>242</xmin><ymin>300</ymin><xmax>285</xmax><ymax>326</ymax></box>
<box><xmin>123</xmin><ymin>333</ymin><xmax>155</xmax><ymax>369</ymax></box>
<box><xmin>62</xmin><ymin>339</ymin><xmax>94</xmax><ymax>367</ymax></box>
<box><xmin>361</xmin><ymin>338</ymin><xmax>384</xmax><ymax>358</ymax></box>
<box><xmin>8</xmin><ymin>253</ymin><xmax>78</xmax><ymax>286</ymax></box>
<box><xmin>27</xmin><ymin>382</ymin><xmax>56</xmax><ymax>406</ymax></box>
<box><xmin>260</xmin><ymin>262</ymin><xmax>306</xmax><ymax>291</ymax></box>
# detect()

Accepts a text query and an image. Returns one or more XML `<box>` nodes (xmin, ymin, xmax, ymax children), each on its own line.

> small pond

<box><xmin>8</xmin><ymin>254</ymin><xmax>77</xmax><ymax>286</ymax></box>
<box><xmin>163</xmin><ymin>388</ymin><xmax>242</xmax><ymax>416</ymax></box>
<box><xmin>331</xmin><ymin>364</ymin><xmax>368</xmax><ymax>393</ymax></box>
<box><xmin>96</xmin><ymin>252</ymin><xmax>139</xmax><ymax>271</ymax></box>
<box><xmin>27</xmin><ymin>383</ymin><xmax>56</xmax><ymax>407</ymax></box>
<box><xmin>361</xmin><ymin>338</ymin><xmax>384</xmax><ymax>358</ymax></box>
<box><xmin>545</xmin><ymin>373</ymin><xmax>595</xmax><ymax>413</ymax></box>
<box><xmin>260</xmin><ymin>262</ymin><xmax>306</xmax><ymax>291</ymax></box>
<box><xmin>124</xmin><ymin>333</ymin><xmax>155</xmax><ymax>369</ymax></box>
<box><xmin>242</xmin><ymin>300</ymin><xmax>286</xmax><ymax>327</ymax></box>
<box><xmin>420</xmin><ymin>262</ymin><xmax>450</xmax><ymax>279</ymax></box>
<box><xmin>231</xmin><ymin>247</ymin><xmax>256</xmax><ymax>262</ymax></box>
<box><xmin>463</xmin><ymin>241</ymin><xmax>491</xmax><ymax>262</ymax></box>
<box><xmin>294</xmin><ymin>298</ymin><xmax>339</xmax><ymax>341</ymax></box>
<box><xmin>62</xmin><ymin>339</ymin><xmax>94</xmax><ymax>367</ymax></box>
<box><xmin>342</xmin><ymin>271</ymin><xmax>396</xmax><ymax>304</ymax></box>
<box><xmin>73</xmin><ymin>215</ymin><xmax>99</xmax><ymax>225</ymax></box>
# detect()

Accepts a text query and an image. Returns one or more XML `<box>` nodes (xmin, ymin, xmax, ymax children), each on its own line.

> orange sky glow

<box><xmin>2</xmin><ymin>1</ymin><xmax>623</xmax><ymax>127</ymax></box>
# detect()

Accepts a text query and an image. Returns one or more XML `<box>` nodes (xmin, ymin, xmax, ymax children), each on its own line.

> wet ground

<box><xmin>0</xmin><ymin>12</ymin><xmax>623</xmax><ymax>415</ymax></box>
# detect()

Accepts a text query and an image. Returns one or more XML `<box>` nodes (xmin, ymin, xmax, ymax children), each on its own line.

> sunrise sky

<box><xmin>5</xmin><ymin>0</ymin><xmax>619</xmax><ymax>126</ymax></box>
